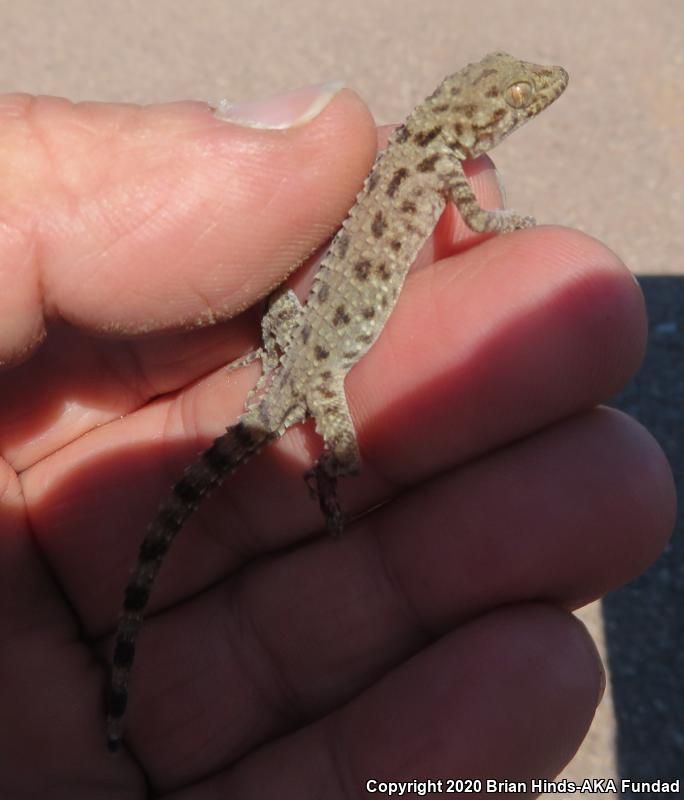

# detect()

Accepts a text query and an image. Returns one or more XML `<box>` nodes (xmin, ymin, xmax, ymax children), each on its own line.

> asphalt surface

<box><xmin>607</xmin><ymin>276</ymin><xmax>683</xmax><ymax>786</ymax></box>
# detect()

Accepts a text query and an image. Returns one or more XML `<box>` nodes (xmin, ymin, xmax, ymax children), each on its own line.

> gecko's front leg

<box><xmin>445</xmin><ymin>157</ymin><xmax>536</xmax><ymax>233</ymax></box>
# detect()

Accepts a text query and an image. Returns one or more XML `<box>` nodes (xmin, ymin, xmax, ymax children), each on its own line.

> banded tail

<box><xmin>106</xmin><ymin>414</ymin><xmax>273</xmax><ymax>752</ymax></box>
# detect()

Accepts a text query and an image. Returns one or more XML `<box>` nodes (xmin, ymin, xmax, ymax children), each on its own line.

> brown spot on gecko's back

<box><xmin>371</xmin><ymin>210</ymin><xmax>386</xmax><ymax>238</ymax></box>
<box><xmin>417</xmin><ymin>154</ymin><xmax>440</xmax><ymax>172</ymax></box>
<box><xmin>354</xmin><ymin>259</ymin><xmax>371</xmax><ymax>280</ymax></box>
<box><xmin>473</xmin><ymin>68</ymin><xmax>497</xmax><ymax>84</ymax></box>
<box><xmin>432</xmin><ymin>103</ymin><xmax>449</xmax><ymax>113</ymax></box>
<box><xmin>485</xmin><ymin>86</ymin><xmax>500</xmax><ymax>98</ymax></box>
<box><xmin>454</xmin><ymin>104</ymin><xmax>477</xmax><ymax>119</ymax></box>
<box><xmin>333</xmin><ymin>305</ymin><xmax>351</xmax><ymax>326</ymax></box>
<box><xmin>414</xmin><ymin>126</ymin><xmax>442</xmax><ymax>147</ymax></box>
<box><xmin>472</xmin><ymin>112</ymin><xmax>505</xmax><ymax>135</ymax></box>
<box><xmin>301</xmin><ymin>324</ymin><xmax>311</xmax><ymax>344</ymax></box>
<box><xmin>362</xmin><ymin>306</ymin><xmax>375</xmax><ymax>319</ymax></box>
<box><xmin>453</xmin><ymin>121</ymin><xmax>464</xmax><ymax>137</ymax></box>
<box><xmin>387</xmin><ymin>167</ymin><xmax>409</xmax><ymax>198</ymax></box>
<box><xmin>376</xmin><ymin>262</ymin><xmax>391</xmax><ymax>281</ymax></box>
<box><xmin>317</xmin><ymin>284</ymin><xmax>329</xmax><ymax>303</ymax></box>
<box><xmin>394</xmin><ymin>125</ymin><xmax>410</xmax><ymax>143</ymax></box>
<box><xmin>390</xmin><ymin>239</ymin><xmax>402</xmax><ymax>252</ymax></box>
<box><xmin>335</xmin><ymin>231</ymin><xmax>350</xmax><ymax>258</ymax></box>
<box><xmin>367</xmin><ymin>170</ymin><xmax>381</xmax><ymax>192</ymax></box>
<box><xmin>401</xmin><ymin>200</ymin><xmax>417</xmax><ymax>214</ymax></box>
<box><xmin>314</xmin><ymin>345</ymin><xmax>329</xmax><ymax>360</ymax></box>
<box><xmin>450</xmin><ymin>86</ymin><xmax>462</xmax><ymax>97</ymax></box>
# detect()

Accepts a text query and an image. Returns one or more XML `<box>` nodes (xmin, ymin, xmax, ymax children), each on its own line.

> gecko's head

<box><xmin>427</xmin><ymin>52</ymin><xmax>569</xmax><ymax>159</ymax></box>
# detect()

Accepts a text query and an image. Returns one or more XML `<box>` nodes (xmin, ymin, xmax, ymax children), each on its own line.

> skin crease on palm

<box><xmin>0</xmin><ymin>84</ymin><xmax>675</xmax><ymax>799</ymax></box>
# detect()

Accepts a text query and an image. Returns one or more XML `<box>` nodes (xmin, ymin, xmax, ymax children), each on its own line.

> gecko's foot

<box><xmin>514</xmin><ymin>215</ymin><xmax>536</xmax><ymax>230</ymax></box>
<box><xmin>499</xmin><ymin>211</ymin><xmax>536</xmax><ymax>232</ymax></box>
<box><xmin>225</xmin><ymin>347</ymin><xmax>263</xmax><ymax>373</ymax></box>
<box><xmin>304</xmin><ymin>466</ymin><xmax>318</xmax><ymax>501</ymax></box>
<box><xmin>304</xmin><ymin>463</ymin><xmax>346</xmax><ymax>536</ymax></box>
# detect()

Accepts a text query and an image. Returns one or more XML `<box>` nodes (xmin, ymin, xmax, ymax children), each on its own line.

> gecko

<box><xmin>106</xmin><ymin>52</ymin><xmax>568</xmax><ymax>752</ymax></box>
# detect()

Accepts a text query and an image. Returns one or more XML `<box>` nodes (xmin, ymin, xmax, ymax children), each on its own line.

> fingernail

<box><xmin>214</xmin><ymin>81</ymin><xmax>345</xmax><ymax>130</ymax></box>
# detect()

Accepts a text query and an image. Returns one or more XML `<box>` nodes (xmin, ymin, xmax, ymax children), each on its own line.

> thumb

<box><xmin>0</xmin><ymin>84</ymin><xmax>376</xmax><ymax>365</ymax></box>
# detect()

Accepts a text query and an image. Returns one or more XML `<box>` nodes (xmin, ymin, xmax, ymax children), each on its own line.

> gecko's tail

<box><xmin>106</xmin><ymin>415</ymin><xmax>274</xmax><ymax>753</ymax></box>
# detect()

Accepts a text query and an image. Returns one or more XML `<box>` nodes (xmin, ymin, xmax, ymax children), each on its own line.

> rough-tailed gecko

<box><xmin>107</xmin><ymin>52</ymin><xmax>568</xmax><ymax>751</ymax></box>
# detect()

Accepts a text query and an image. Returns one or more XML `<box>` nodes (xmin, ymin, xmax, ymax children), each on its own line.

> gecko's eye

<box><xmin>504</xmin><ymin>81</ymin><xmax>534</xmax><ymax>108</ymax></box>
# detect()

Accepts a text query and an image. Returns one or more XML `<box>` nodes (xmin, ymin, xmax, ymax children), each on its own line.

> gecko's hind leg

<box><xmin>228</xmin><ymin>287</ymin><xmax>304</xmax><ymax>410</ymax></box>
<box><xmin>304</xmin><ymin>377</ymin><xmax>360</xmax><ymax>535</ymax></box>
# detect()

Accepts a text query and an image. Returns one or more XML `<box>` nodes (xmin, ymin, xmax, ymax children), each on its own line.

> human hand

<box><xmin>0</xmin><ymin>84</ymin><xmax>674</xmax><ymax>798</ymax></box>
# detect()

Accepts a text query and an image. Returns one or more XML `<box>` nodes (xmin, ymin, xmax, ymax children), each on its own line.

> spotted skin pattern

<box><xmin>107</xmin><ymin>52</ymin><xmax>568</xmax><ymax>751</ymax></box>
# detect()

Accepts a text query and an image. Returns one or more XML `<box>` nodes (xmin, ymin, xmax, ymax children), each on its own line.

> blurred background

<box><xmin>1</xmin><ymin>1</ymin><xmax>681</xmax><ymax>794</ymax></box>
